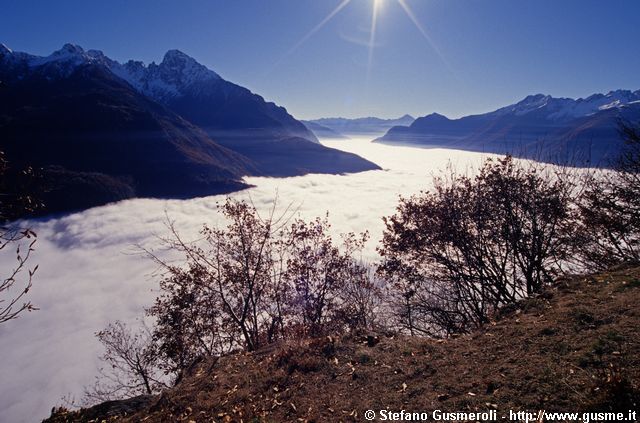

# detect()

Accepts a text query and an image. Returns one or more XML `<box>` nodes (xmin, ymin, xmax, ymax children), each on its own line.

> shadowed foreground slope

<box><xmin>47</xmin><ymin>266</ymin><xmax>640</xmax><ymax>422</ymax></box>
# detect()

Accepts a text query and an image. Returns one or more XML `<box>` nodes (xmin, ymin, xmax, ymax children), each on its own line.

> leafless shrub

<box><xmin>334</xmin><ymin>262</ymin><xmax>384</xmax><ymax>332</ymax></box>
<box><xmin>0</xmin><ymin>227</ymin><xmax>38</xmax><ymax>324</ymax></box>
<box><xmin>84</xmin><ymin>321</ymin><xmax>167</xmax><ymax>404</ymax></box>
<box><xmin>282</xmin><ymin>216</ymin><xmax>373</xmax><ymax>336</ymax></box>
<box><xmin>148</xmin><ymin>264</ymin><xmax>238</xmax><ymax>374</ymax></box>
<box><xmin>142</xmin><ymin>198</ymin><xmax>378</xmax><ymax>376</ymax></box>
<box><xmin>0</xmin><ymin>151</ymin><xmax>41</xmax><ymax>324</ymax></box>
<box><xmin>378</xmin><ymin>155</ymin><xmax>576</xmax><ymax>336</ymax></box>
<box><xmin>576</xmin><ymin>121</ymin><xmax>640</xmax><ymax>269</ymax></box>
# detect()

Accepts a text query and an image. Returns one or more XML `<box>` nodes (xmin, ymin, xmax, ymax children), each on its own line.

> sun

<box><xmin>273</xmin><ymin>0</ymin><xmax>450</xmax><ymax>80</ymax></box>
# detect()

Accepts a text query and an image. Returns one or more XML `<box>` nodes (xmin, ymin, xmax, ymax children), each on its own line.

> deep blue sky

<box><xmin>2</xmin><ymin>0</ymin><xmax>640</xmax><ymax>119</ymax></box>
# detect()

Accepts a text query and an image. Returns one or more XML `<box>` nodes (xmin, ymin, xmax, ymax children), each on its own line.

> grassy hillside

<box><xmin>47</xmin><ymin>265</ymin><xmax>640</xmax><ymax>422</ymax></box>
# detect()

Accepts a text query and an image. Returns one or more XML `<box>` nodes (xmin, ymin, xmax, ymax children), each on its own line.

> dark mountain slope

<box><xmin>108</xmin><ymin>49</ymin><xmax>379</xmax><ymax>176</ymax></box>
<box><xmin>229</xmin><ymin>136</ymin><xmax>378</xmax><ymax>176</ymax></box>
<box><xmin>0</xmin><ymin>44</ymin><xmax>380</xmax><ymax>215</ymax></box>
<box><xmin>111</xmin><ymin>49</ymin><xmax>318</xmax><ymax>144</ymax></box>
<box><xmin>377</xmin><ymin>91</ymin><xmax>640</xmax><ymax>166</ymax></box>
<box><xmin>458</xmin><ymin>103</ymin><xmax>640</xmax><ymax>165</ymax></box>
<box><xmin>0</xmin><ymin>62</ymin><xmax>256</xmax><ymax>214</ymax></box>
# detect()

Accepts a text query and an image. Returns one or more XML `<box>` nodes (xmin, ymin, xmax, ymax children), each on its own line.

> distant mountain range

<box><xmin>376</xmin><ymin>91</ymin><xmax>640</xmax><ymax>166</ymax></box>
<box><xmin>0</xmin><ymin>44</ymin><xmax>379</xmax><ymax>215</ymax></box>
<box><xmin>300</xmin><ymin>121</ymin><xmax>349</xmax><ymax>140</ymax></box>
<box><xmin>305</xmin><ymin>115</ymin><xmax>415</xmax><ymax>137</ymax></box>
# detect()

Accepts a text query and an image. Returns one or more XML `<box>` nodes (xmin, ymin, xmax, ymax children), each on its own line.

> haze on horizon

<box><xmin>2</xmin><ymin>0</ymin><xmax>640</xmax><ymax>120</ymax></box>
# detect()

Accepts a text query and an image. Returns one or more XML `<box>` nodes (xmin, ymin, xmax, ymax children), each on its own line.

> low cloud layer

<box><xmin>0</xmin><ymin>138</ymin><xmax>495</xmax><ymax>422</ymax></box>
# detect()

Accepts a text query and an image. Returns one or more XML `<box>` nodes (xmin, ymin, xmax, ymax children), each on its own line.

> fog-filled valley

<box><xmin>0</xmin><ymin>137</ymin><xmax>502</xmax><ymax>422</ymax></box>
<box><xmin>3</xmin><ymin>2</ymin><xmax>640</xmax><ymax>420</ymax></box>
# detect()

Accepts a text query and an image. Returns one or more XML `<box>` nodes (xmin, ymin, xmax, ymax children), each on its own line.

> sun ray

<box><xmin>285</xmin><ymin>0</ymin><xmax>353</xmax><ymax>58</ymax></box>
<box><xmin>396</xmin><ymin>0</ymin><xmax>454</xmax><ymax>73</ymax></box>
<box><xmin>366</xmin><ymin>0</ymin><xmax>382</xmax><ymax>84</ymax></box>
<box><xmin>263</xmin><ymin>0</ymin><xmax>353</xmax><ymax>78</ymax></box>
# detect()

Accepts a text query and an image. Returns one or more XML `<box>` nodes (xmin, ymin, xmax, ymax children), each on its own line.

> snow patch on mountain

<box><xmin>0</xmin><ymin>44</ymin><xmax>113</xmax><ymax>78</ymax></box>
<box><xmin>110</xmin><ymin>49</ymin><xmax>222</xmax><ymax>101</ymax></box>
<box><xmin>0</xmin><ymin>43</ymin><xmax>12</xmax><ymax>54</ymax></box>
<box><xmin>0</xmin><ymin>43</ymin><xmax>222</xmax><ymax>99</ymax></box>
<box><xmin>493</xmin><ymin>90</ymin><xmax>640</xmax><ymax>121</ymax></box>
<box><xmin>495</xmin><ymin>94</ymin><xmax>554</xmax><ymax>117</ymax></box>
<box><xmin>28</xmin><ymin>44</ymin><xmax>88</xmax><ymax>67</ymax></box>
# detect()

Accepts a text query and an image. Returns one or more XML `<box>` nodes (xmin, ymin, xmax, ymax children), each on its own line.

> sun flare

<box><xmin>367</xmin><ymin>0</ymin><xmax>383</xmax><ymax>81</ymax></box>
<box><xmin>276</xmin><ymin>0</ymin><xmax>449</xmax><ymax>80</ymax></box>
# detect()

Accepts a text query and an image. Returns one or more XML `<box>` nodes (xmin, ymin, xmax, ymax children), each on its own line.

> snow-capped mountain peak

<box><xmin>492</xmin><ymin>91</ymin><xmax>640</xmax><ymax>121</ymax></box>
<box><xmin>112</xmin><ymin>49</ymin><xmax>222</xmax><ymax>101</ymax></box>
<box><xmin>29</xmin><ymin>44</ymin><xmax>93</xmax><ymax>68</ymax></box>
<box><xmin>0</xmin><ymin>43</ymin><xmax>225</xmax><ymax>100</ymax></box>
<box><xmin>545</xmin><ymin>90</ymin><xmax>640</xmax><ymax>120</ymax></box>
<box><xmin>0</xmin><ymin>43</ymin><xmax>115</xmax><ymax>78</ymax></box>
<box><xmin>55</xmin><ymin>43</ymin><xmax>85</xmax><ymax>56</ymax></box>
<box><xmin>163</xmin><ymin>49</ymin><xmax>199</xmax><ymax>66</ymax></box>
<box><xmin>156</xmin><ymin>49</ymin><xmax>220</xmax><ymax>85</ymax></box>
<box><xmin>496</xmin><ymin>94</ymin><xmax>553</xmax><ymax>116</ymax></box>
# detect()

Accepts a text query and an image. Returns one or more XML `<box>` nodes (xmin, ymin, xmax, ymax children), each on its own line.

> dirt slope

<box><xmin>46</xmin><ymin>266</ymin><xmax>640</xmax><ymax>422</ymax></box>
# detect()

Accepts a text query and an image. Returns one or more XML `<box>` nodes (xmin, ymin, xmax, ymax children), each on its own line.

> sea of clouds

<box><xmin>0</xmin><ymin>138</ymin><xmax>496</xmax><ymax>422</ymax></box>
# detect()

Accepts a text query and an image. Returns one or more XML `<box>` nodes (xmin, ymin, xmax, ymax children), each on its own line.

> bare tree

<box><xmin>333</xmin><ymin>260</ymin><xmax>384</xmax><ymax>332</ymax></box>
<box><xmin>148</xmin><ymin>265</ymin><xmax>237</xmax><ymax>375</ymax></box>
<box><xmin>618</xmin><ymin>121</ymin><xmax>640</xmax><ymax>174</ymax></box>
<box><xmin>144</xmin><ymin>197</ymin><xmax>379</xmax><ymax>374</ymax></box>
<box><xmin>147</xmin><ymin>199</ymin><xmax>292</xmax><ymax>354</ymax></box>
<box><xmin>0</xmin><ymin>151</ymin><xmax>41</xmax><ymax>324</ymax></box>
<box><xmin>577</xmin><ymin>121</ymin><xmax>640</xmax><ymax>269</ymax></box>
<box><xmin>85</xmin><ymin>321</ymin><xmax>167</xmax><ymax>403</ymax></box>
<box><xmin>0</xmin><ymin>227</ymin><xmax>38</xmax><ymax>324</ymax></box>
<box><xmin>378</xmin><ymin>156</ymin><xmax>575</xmax><ymax>336</ymax></box>
<box><xmin>282</xmin><ymin>216</ymin><xmax>372</xmax><ymax>336</ymax></box>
